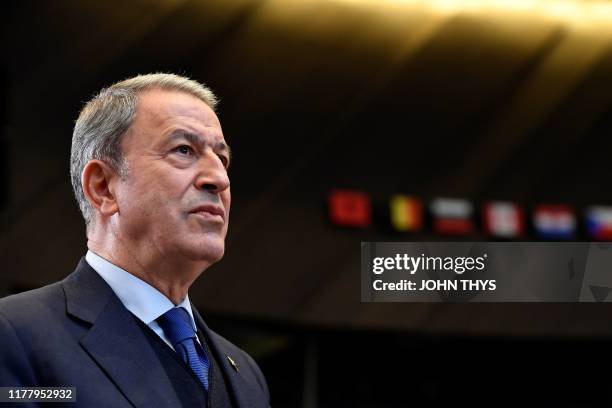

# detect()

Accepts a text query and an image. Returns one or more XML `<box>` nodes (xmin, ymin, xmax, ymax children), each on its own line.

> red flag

<box><xmin>328</xmin><ymin>190</ymin><xmax>371</xmax><ymax>228</ymax></box>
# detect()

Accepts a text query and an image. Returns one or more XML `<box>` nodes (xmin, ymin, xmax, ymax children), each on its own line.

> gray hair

<box><xmin>70</xmin><ymin>73</ymin><xmax>218</xmax><ymax>231</ymax></box>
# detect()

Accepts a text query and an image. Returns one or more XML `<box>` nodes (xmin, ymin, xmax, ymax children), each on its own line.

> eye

<box><xmin>218</xmin><ymin>155</ymin><xmax>230</xmax><ymax>169</ymax></box>
<box><xmin>173</xmin><ymin>145</ymin><xmax>194</xmax><ymax>156</ymax></box>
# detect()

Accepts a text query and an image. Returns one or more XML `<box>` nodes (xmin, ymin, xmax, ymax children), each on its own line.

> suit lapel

<box><xmin>192</xmin><ymin>306</ymin><xmax>265</xmax><ymax>408</ymax></box>
<box><xmin>63</xmin><ymin>259</ymin><xmax>182</xmax><ymax>408</ymax></box>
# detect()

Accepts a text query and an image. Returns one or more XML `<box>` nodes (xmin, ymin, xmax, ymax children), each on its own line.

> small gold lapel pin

<box><xmin>227</xmin><ymin>355</ymin><xmax>239</xmax><ymax>372</ymax></box>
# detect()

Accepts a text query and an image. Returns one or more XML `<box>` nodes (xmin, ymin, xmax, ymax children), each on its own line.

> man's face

<box><xmin>114</xmin><ymin>88</ymin><xmax>231</xmax><ymax>266</ymax></box>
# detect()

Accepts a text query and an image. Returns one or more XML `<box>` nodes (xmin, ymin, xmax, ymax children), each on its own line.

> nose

<box><xmin>195</xmin><ymin>151</ymin><xmax>230</xmax><ymax>194</ymax></box>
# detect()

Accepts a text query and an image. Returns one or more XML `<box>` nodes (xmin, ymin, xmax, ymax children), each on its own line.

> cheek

<box><xmin>136</xmin><ymin>170</ymin><xmax>187</xmax><ymax>202</ymax></box>
<box><xmin>222</xmin><ymin>190</ymin><xmax>231</xmax><ymax>213</ymax></box>
<box><xmin>120</xmin><ymin>179</ymin><xmax>182</xmax><ymax>220</ymax></box>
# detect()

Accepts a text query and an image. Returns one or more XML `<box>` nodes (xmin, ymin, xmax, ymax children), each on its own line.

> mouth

<box><xmin>189</xmin><ymin>205</ymin><xmax>225</xmax><ymax>222</ymax></box>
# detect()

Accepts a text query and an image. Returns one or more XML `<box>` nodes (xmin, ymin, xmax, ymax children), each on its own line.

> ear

<box><xmin>81</xmin><ymin>159</ymin><xmax>121</xmax><ymax>217</ymax></box>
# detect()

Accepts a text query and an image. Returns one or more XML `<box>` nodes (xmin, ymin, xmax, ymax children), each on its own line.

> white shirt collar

<box><xmin>85</xmin><ymin>250</ymin><xmax>199</xmax><ymax>332</ymax></box>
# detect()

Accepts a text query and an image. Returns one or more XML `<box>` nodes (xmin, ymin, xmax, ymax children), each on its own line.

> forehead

<box><xmin>131</xmin><ymin>88</ymin><xmax>223</xmax><ymax>140</ymax></box>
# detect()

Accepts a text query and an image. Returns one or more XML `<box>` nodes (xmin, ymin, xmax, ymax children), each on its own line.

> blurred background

<box><xmin>3</xmin><ymin>0</ymin><xmax>612</xmax><ymax>406</ymax></box>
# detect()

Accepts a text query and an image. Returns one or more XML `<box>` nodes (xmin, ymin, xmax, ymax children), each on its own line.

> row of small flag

<box><xmin>327</xmin><ymin>189</ymin><xmax>612</xmax><ymax>240</ymax></box>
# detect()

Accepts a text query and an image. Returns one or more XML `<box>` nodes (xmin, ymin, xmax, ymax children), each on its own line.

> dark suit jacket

<box><xmin>0</xmin><ymin>258</ymin><xmax>270</xmax><ymax>407</ymax></box>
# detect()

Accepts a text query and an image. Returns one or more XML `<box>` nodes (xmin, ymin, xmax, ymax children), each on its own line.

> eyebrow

<box><xmin>167</xmin><ymin>130</ymin><xmax>232</xmax><ymax>163</ymax></box>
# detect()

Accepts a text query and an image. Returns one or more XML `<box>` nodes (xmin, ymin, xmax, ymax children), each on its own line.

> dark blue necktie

<box><xmin>157</xmin><ymin>307</ymin><xmax>210</xmax><ymax>391</ymax></box>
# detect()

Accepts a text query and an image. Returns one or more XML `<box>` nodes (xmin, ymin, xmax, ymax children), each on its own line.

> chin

<box><xmin>184</xmin><ymin>238</ymin><xmax>225</xmax><ymax>264</ymax></box>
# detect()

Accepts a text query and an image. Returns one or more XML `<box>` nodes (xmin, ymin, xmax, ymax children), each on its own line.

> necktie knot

<box><xmin>157</xmin><ymin>307</ymin><xmax>196</xmax><ymax>345</ymax></box>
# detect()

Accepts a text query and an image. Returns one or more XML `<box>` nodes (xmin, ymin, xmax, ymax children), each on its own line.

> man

<box><xmin>0</xmin><ymin>74</ymin><xmax>270</xmax><ymax>407</ymax></box>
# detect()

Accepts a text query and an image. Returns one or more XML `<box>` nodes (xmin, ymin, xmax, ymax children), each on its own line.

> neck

<box><xmin>87</xmin><ymin>233</ymin><xmax>209</xmax><ymax>305</ymax></box>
